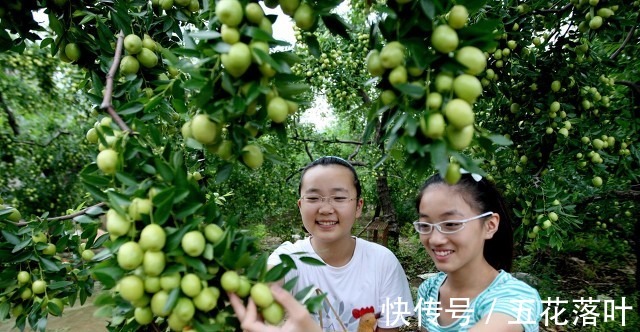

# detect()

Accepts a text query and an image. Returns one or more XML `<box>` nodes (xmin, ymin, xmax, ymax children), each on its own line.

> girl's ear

<box><xmin>484</xmin><ymin>213</ymin><xmax>500</xmax><ymax>239</ymax></box>
<box><xmin>355</xmin><ymin>198</ymin><xmax>364</xmax><ymax>217</ymax></box>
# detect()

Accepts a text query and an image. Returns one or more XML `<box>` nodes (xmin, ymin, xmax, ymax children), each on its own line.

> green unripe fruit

<box><xmin>452</xmin><ymin>74</ymin><xmax>482</xmax><ymax>103</ymax></box>
<box><xmin>220</xmin><ymin>270</ymin><xmax>240</xmax><ymax>292</ymax></box>
<box><xmin>267</xmin><ymin>97</ymin><xmax>289</xmax><ymax>123</ymax></box>
<box><xmin>294</xmin><ymin>3</ymin><xmax>315</xmax><ymax>30</ymax></box>
<box><xmin>455</xmin><ymin>46</ymin><xmax>487</xmax><ymax>75</ymax></box>
<box><xmin>120</xmin><ymin>55</ymin><xmax>140</xmax><ymax>75</ymax></box>
<box><xmin>380</xmin><ymin>90</ymin><xmax>396</xmax><ymax>105</ymax></box>
<box><xmin>221</xmin><ymin>24</ymin><xmax>240</xmax><ymax>44</ymax></box>
<box><xmin>379</xmin><ymin>43</ymin><xmax>404</xmax><ymax>69</ymax></box>
<box><xmin>431</xmin><ymin>25</ymin><xmax>459</xmax><ymax>53</ymax></box>
<box><xmin>137</xmin><ymin>48</ymin><xmax>158</xmax><ymax>68</ymax></box>
<box><xmin>231</xmin><ymin>276</ymin><xmax>249</xmax><ymax>298</ymax></box>
<box><xmin>448</xmin><ymin>5</ymin><xmax>469</xmax><ymax>29</ymax></box>
<box><xmin>180</xmin><ymin>273</ymin><xmax>202</xmax><ymax>298</ymax></box>
<box><xmin>191</xmin><ymin>114</ymin><xmax>221</xmax><ymax>145</ymax></box>
<box><xmin>250</xmin><ymin>283</ymin><xmax>274</xmax><ymax>308</ymax></box>
<box><xmin>204</xmin><ymin>224</ymin><xmax>224</xmax><ymax>243</ymax></box>
<box><xmin>242</xmin><ymin>144</ymin><xmax>264</xmax><ymax>169</ymax></box>
<box><xmin>262</xmin><ymin>302</ymin><xmax>285</xmax><ymax>325</ymax></box>
<box><xmin>181</xmin><ymin>231</ymin><xmax>206</xmax><ymax>257</ymax></box>
<box><xmin>447</xmin><ymin>125</ymin><xmax>474</xmax><ymax>150</ymax></box>
<box><xmin>366</xmin><ymin>50</ymin><xmax>384</xmax><ymax>77</ymax></box>
<box><xmin>222</xmin><ymin>42</ymin><xmax>252</xmax><ymax>77</ymax></box>
<box><xmin>124</xmin><ymin>34</ymin><xmax>143</xmax><ymax>54</ymax></box>
<box><xmin>160</xmin><ymin>273</ymin><xmax>181</xmax><ymax>291</ymax></box>
<box><xmin>142</xmin><ymin>251</ymin><xmax>166</xmax><ymax>277</ymax></box>
<box><xmin>120</xmin><ymin>275</ymin><xmax>145</xmax><ymax>302</ymax></box>
<box><xmin>444</xmin><ymin>99</ymin><xmax>474</xmax><ymax>130</ymax></box>
<box><xmin>444</xmin><ymin>163</ymin><xmax>461</xmax><ymax>184</ymax></box>
<box><xmin>81</xmin><ymin>249</ymin><xmax>95</xmax><ymax>261</ymax></box>
<box><xmin>216</xmin><ymin>0</ymin><xmax>243</xmax><ymax>27</ymax></box>
<box><xmin>117</xmin><ymin>241</ymin><xmax>144</xmax><ymax>270</ymax></box>
<box><xmin>174</xmin><ymin>297</ymin><xmax>196</xmax><ymax>321</ymax></box>
<box><xmin>17</xmin><ymin>271</ymin><xmax>30</xmax><ymax>284</ymax></box>
<box><xmin>151</xmin><ymin>290</ymin><xmax>171</xmax><ymax>316</ymax></box>
<box><xmin>97</xmin><ymin>149</ymin><xmax>119</xmax><ymax>174</ymax></box>
<box><xmin>426</xmin><ymin>92</ymin><xmax>443</xmax><ymax>110</ymax></box>
<box><xmin>134</xmin><ymin>307</ymin><xmax>154</xmax><ymax>325</ymax></box>
<box><xmin>420</xmin><ymin>112</ymin><xmax>446</xmax><ymax>139</ymax></box>
<box><xmin>32</xmin><ymin>280</ymin><xmax>46</xmax><ymax>294</ymax></box>
<box><xmin>245</xmin><ymin>3</ymin><xmax>264</xmax><ymax>24</ymax></box>
<box><xmin>193</xmin><ymin>287</ymin><xmax>219</xmax><ymax>311</ymax></box>
<box><xmin>388</xmin><ymin>65</ymin><xmax>408</xmax><ymax>85</ymax></box>
<box><xmin>139</xmin><ymin>224</ymin><xmax>166</xmax><ymax>251</ymax></box>
<box><xmin>64</xmin><ymin>43</ymin><xmax>81</xmax><ymax>62</ymax></box>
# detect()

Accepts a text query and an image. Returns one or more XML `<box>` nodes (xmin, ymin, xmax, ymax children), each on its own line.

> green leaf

<box><xmin>73</xmin><ymin>215</ymin><xmax>96</xmax><ymax>224</ymax></box>
<box><xmin>246</xmin><ymin>253</ymin><xmax>267</xmax><ymax>280</ymax></box>
<box><xmin>164</xmin><ymin>287</ymin><xmax>181</xmax><ymax>313</ymax></box>
<box><xmin>118</xmin><ymin>103</ymin><xmax>144</xmax><ymax>115</ymax></box>
<box><xmin>215</xmin><ymin>163</ymin><xmax>233</xmax><ymax>184</ymax></box>
<box><xmin>299</xmin><ymin>256</ymin><xmax>325</xmax><ymax>266</ymax></box>
<box><xmin>154</xmin><ymin>158</ymin><xmax>175</xmax><ymax>182</ymax></box>
<box><xmin>1</xmin><ymin>230</ymin><xmax>20</xmax><ymax>245</ymax></box>
<box><xmin>175</xmin><ymin>202</ymin><xmax>203</xmax><ymax>219</ymax></box>
<box><xmin>91</xmin><ymin>266</ymin><xmax>124</xmax><ymax>289</ymax></box>
<box><xmin>321</xmin><ymin>14</ymin><xmax>351</xmax><ymax>40</ymax></box>
<box><xmin>486</xmin><ymin>134</ymin><xmax>513</xmax><ymax>146</ymax></box>
<box><xmin>304</xmin><ymin>34</ymin><xmax>321</xmax><ymax>58</ymax></box>
<box><xmin>431</xmin><ymin>140</ymin><xmax>448</xmax><ymax>176</ymax></box>
<box><xmin>393</xmin><ymin>83</ymin><xmax>425</xmax><ymax>98</ymax></box>
<box><xmin>282</xmin><ymin>276</ymin><xmax>299</xmax><ymax>292</ymax></box>
<box><xmin>48</xmin><ymin>281</ymin><xmax>73</xmax><ymax>290</ymax></box>
<box><xmin>39</xmin><ymin>256</ymin><xmax>62</xmax><ymax>272</ymax></box>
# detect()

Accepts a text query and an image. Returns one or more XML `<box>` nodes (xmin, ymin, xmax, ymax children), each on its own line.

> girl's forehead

<box><xmin>301</xmin><ymin>165</ymin><xmax>355</xmax><ymax>186</ymax></box>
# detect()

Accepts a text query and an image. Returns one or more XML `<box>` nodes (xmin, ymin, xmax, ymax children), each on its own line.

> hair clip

<box><xmin>460</xmin><ymin>168</ymin><xmax>483</xmax><ymax>182</ymax></box>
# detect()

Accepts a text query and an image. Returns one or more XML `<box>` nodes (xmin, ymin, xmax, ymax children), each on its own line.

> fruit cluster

<box><xmin>220</xmin><ymin>271</ymin><xmax>285</xmax><ymax>325</ymax></box>
<box><xmin>368</xmin><ymin>4</ymin><xmax>489</xmax><ymax>182</ymax></box>
<box><xmin>151</xmin><ymin>0</ymin><xmax>200</xmax><ymax>14</ymax></box>
<box><xmin>106</xmin><ymin>199</ymin><xmax>231</xmax><ymax>330</ymax></box>
<box><xmin>120</xmin><ymin>34</ymin><xmax>160</xmax><ymax>76</ymax></box>
<box><xmin>570</xmin><ymin>0</ymin><xmax>618</xmax><ymax>32</ymax></box>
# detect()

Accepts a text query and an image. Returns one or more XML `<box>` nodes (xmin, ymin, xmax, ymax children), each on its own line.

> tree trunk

<box><xmin>376</xmin><ymin>172</ymin><xmax>398</xmax><ymax>250</ymax></box>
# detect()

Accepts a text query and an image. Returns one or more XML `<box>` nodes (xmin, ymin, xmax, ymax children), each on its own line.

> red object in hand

<box><xmin>352</xmin><ymin>306</ymin><xmax>375</xmax><ymax>319</ymax></box>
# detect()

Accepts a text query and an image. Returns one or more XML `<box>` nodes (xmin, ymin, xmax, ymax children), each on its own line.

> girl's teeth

<box><xmin>434</xmin><ymin>250</ymin><xmax>453</xmax><ymax>256</ymax></box>
<box><xmin>318</xmin><ymin>221</ymin><xmax>338</xmax><ymax>225</ymax></box>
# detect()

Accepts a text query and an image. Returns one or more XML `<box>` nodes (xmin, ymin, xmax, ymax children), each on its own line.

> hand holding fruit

<box><xmin>229</xmin><ymin>284</ymin><xmax>321</xmax><ymax>332</ymax></box>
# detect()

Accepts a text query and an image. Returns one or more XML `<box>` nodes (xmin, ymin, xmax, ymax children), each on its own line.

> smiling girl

<box><xmin>267</xmin><ymin>156</ymin><xmax>414</xmax><ymax>331</ymax></box>
<box><xmin>414</xmin><ymin>173</ymin><xmax>542</xmax><ymax>332</ymax></box>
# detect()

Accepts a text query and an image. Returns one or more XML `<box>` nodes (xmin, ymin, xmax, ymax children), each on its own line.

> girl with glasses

<box><xmin>414</xmin><ymin>173</ymin><xmax>542</xmax><ymax>331</ymax></box>
<box><xmin>263</xmin><ymin>156</ymin><xmax>414</xmax><ymax>331</ymax></box>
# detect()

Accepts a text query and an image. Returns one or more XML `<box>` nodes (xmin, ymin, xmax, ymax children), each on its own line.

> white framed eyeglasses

<box><xmin>300</xmin><ymin>195</ymin><xmax>356</xmax><ymax>206</ymax></box>
<box><xmin>413</xmin><ymin>212</ymin><xmax>494</xmax><ymax>235</ymax></box>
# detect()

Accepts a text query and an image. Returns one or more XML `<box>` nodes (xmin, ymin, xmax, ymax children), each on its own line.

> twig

<box><xmin>0</xmin><ymin>91</ymin><xmax>20</xmax><ymax>135</ymax></box>
<box><xmin>11</xmin><ymin>202</ymin><xmax>107</xmax><ymax>226</ymax></box>
<box><xmin>13</xmin><ymin>131</ymin><xmax>71</xmax><ymax>147</ymax></box>
<box><xmin>610</xmin><ymin>21</ymin><xmax>638</xmax><ymax>60</ymax></box>
<box><xmin>47</xmin><ymin>202</ymin><xmax>106</xmax><ymax>221</ymax></box>
<box><xmin>315</xmin><ymin>288</ymin><xmax>347</xmax><ymax>332</ymax></box>
<box><xmin>532</xmin><ymin>3</ymin><xmax>571</xmax><ymax>15</ymax></box>
<box><xmin>291</xmin><ymin>137</ymin><xmax>366</xmax><ymax>145</ymax></box>
<box><xmin>100</xmin><ymin>30</ymin><xmax>131</xmax><ymax>133</ymax></box>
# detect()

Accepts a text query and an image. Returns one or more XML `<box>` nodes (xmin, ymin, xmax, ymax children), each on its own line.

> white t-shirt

<box><xmin>268</xmin><ymin>237</ymin><xmax>415</xmax><ymax>331</ymax></box>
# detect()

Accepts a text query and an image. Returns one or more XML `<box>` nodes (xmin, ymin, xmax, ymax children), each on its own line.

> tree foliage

<box><xmin>0</xmin><ymin>0</ymin><xmax>638</xmax><ymax>331</ymax></box>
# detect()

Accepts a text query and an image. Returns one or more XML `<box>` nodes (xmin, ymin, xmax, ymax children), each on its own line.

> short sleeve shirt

<box><xmin>416</xmin><ymin>270</ymin><xmax>542</xmax><ymax>331</ymax></box>
<box><xmin>268</xmin><ymin>237</ymin><xmax>414</xmax><ymax>331</ymax></box>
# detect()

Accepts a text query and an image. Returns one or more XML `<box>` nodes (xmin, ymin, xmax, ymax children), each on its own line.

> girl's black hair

<box><xmin>415</xmin><ymin>173</ymin><xmax>514</xmax><ymax>272</ymax></box>
<box><xmin>298</xmin><ymin>156</ymin><xmax>362</xmax><ymax>198</ymax></box>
